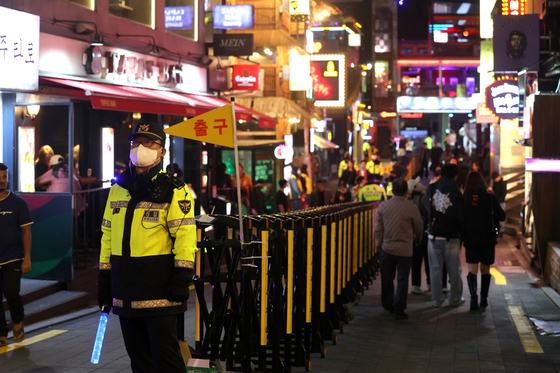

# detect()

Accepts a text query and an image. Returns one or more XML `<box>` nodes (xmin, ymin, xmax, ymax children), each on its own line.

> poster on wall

<box><xmin>493</xmin><ymin>14</ymin><xmax>539</xmax><ymax>72</ymax></box>
<box><xmin>311</xmin><ymin>54</ymin><xmax>346</xmax><ymax>107</ymax></box>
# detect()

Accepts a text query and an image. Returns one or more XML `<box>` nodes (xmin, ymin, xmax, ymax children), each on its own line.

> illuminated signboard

<box><xmin>402</xmin><ymin>76</ymin><xmax>421</xmax><ymax>84</ymax></box>
<box><xmin>164</xmin><ymin>6</ymin><xmax>193</xmax><ymax>30</ymax></box>
<box><xmin>311</xmin><ymin>54</ymin><xmax>346</xmax><ymax>107</ymax></box>
<box><xmin>232</xmin><ymin>64</ymin><xmax>260</xmax><ymax>90</ymax></box>
<box><xmin>213</xmin><ymin>5</ymin><xmax>254</xmax><ymax>29</ymax></box>
<box><xmin>397</xmin><ymin>96</ymin><xmax>477</xmax><ymax>113</ymax></box>
<box><xmin>476</xmin><ymin>102</ymin><xmax>499</xmax><ymax>123</ymax></box>
<box><xmin>379</xmin><ymin>111</ymin><xmax>397</xmax><ymax>118</ymax></box>
<box><xmin>484</xmin><ymin>78</ymin><xmax>519</xmax><ymax>120</ymax></box>
<box><xmin>480</xmin><ymin>0</ymin><xmax>497</xmax><ymax>38</ymax></box>
<box><xmin>502</xmin><ymin>0</ymin><xmax>525</xmax><ymax>15</ymax></box>
<box><xmin>0</xmin><ymin>6</ymin><xmax>40</xmax><ymax>91</ymax></box>
<box><xmin>289</xmin><ymin>55</ymin><xmax>311</xmax><ymax>91</ymax></box>
<box><xmin>401</xmin><ymin>113</ymin><xmax>423</xmax><ymax>119</ymax></box>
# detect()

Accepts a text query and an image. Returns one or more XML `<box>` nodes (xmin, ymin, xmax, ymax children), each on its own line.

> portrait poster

<box><xmin>493</xmin><ymin>15</ymin><xmax>539</xmax><ymax>72</ymax></box>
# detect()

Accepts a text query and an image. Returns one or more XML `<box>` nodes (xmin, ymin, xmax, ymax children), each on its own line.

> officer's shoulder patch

<box><xmin>178</xmin><ymin>200</ymin><xmax>191</xmax><ymax>215</ymax></box>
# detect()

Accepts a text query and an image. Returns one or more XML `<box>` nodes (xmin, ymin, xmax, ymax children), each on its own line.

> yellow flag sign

<box><xmin>164</xmin><ymin>104</ymin><xmax>235</xmax><ymax>148</ymax></box>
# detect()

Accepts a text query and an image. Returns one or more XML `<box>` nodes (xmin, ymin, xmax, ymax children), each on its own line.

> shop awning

<box><xmin>314</xmin><ymin>135</ymin><xmax>339</xmax><ymax>149</ymax></box>
<box><xmin>39</xmin><ymin>77</ymin><xmax>276</xmax><ymax>127</ymax></box>
<box><xmin>241</xmin><ymin>97</ymin><xmax>320</xmax><ymax>121</ymax></box>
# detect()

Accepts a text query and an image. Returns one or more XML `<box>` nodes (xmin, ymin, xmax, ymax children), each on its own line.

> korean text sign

<box><xmin>0</xmin><ymin>6</ymin><xmax>39</xmax><ymax>91</ymax></box>
<box><xmin>213</xmin><ymin>5</ymin><xmax>254</xmax><ymax>29</ymax></box>
<box><xmin>164</xmin><ymin>6</ymin><xmax>194</xmax><ymax>30</ymax></box>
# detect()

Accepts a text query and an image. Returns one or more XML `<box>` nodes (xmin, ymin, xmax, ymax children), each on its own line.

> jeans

<box><xmin>412</xmin><ymin>238</ymin><xmax>430</xmax><ymax>287</ymax></box>
<box><xmin>380</xmin><ymin>249</ymin><xmax>412</xmax><ymax>313</ymax></box>
<box><xmin>292</xmin><ymin>198</ymin><xmax>301</xmax><ymax>211</ymax></box>
<box><xmin>119</xmin><ymin>314</ymin><xmax>185</xmax><ymax>373</ymax></box>
<box><xmin>0</xmin><ymin>260</ymin><xmax>25</xmax><ymax>337</ymax></box>
<box><xmin>427</xmin><ymin>238</ymin><xmax>463</xmax><ymax>305</ymax></box>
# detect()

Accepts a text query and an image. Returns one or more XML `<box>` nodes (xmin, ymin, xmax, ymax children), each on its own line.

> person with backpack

<box><xmin>463</xmin><ymin>171</ymin><xmax>505</xmax><ymax>310</ymax></box>
<box><xmin>422</xmin><ymin>164</ymin><xmax>466</xmax><ymax>307</ymax></box>
<box><xmin>297</xmin><ymin>165</ymin><xmax>312</xmax><ymax>208</ymax></box>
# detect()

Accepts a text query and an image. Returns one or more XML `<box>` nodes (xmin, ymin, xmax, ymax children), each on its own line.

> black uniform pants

<box><xmin>119</xmin><ymin>314</ymin><xmax>185</xmax><ymax>373</ymax></box>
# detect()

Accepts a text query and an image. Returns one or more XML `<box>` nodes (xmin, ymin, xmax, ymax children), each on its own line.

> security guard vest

<box><xmin>338</xmin><ymin>160</ymin><xmax>348</xmax><ymax>178</ymax></box>
<box><xmin>358</xmin><ymin>183</ymin><xmax>386</xmax><ymax>201</ymax></box>
<box><xmin>99</xmin><ymin>170</ymin><xmax>197</xmax><ymax>317</ymax></box>
<box><xmin>366</xmin><ymin>160</ymin><xmax>383</xmax><ymax>175</ymax></box>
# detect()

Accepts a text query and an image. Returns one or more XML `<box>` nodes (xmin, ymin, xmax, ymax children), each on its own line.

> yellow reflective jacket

<box><xmin>99</xmin><ymin>169</ymin><xmax>197</xmax><ymax>317</ymax></box>
<box><xmin>297</xmin><ymin>173</ymin><xmax>312</xmax><ymax>195</ymax></box>
<box><xmin>366</xmin><ymin>160</ymin><xmax>383</xmax><ymax>175</ymax></box>
<box><xmin>359</xmin><ymin>183</ymin><xmax>386</xmax><ymax>201</ymax></box>
<box><xmin>338</xmin><ymin>160</ymin><xmax>348</xmax><ymax>178</ymax></box>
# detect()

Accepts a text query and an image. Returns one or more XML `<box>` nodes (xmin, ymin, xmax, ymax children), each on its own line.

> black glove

<box><xmin>166</xmin><ymin>268</ymin><xmax>193</xmax><ymax>302</ymax></box>
<box><xmin>97</xmin><ymin>270</ymin><xmax>112</xmax><ymax>310</ymax></box>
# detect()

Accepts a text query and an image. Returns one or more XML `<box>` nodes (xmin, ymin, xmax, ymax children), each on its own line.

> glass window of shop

<box><xmin>222</xmin><ymin>149</ymin><xmax>252</xmax><ymax>185</ymax></box>
<box><xmin>15</xmin><ymin>104</ymin><xmax>70</xmax><ymax>193</ymax></box>
<box><xmin>165</xmin><ymin>0</ymin><xmax>197</xmax><ymax>40</ymax></box>
<box><xmin>109</xmin><ymin>0</ymin><xmax>154</xmax><ymax>29</ymax></box>
<box><xmin>66</xmin><ymin>0</ymin><xmax>96</xmax><ymax>11</ymax></box>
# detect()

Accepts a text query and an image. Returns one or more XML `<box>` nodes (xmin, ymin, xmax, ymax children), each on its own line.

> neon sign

<box><xmin>484</xmin><ymin>77</ymin><xmax>519</xmax><ymax>120</ymax></box>
<box><xmin>311</xmin><ymin>54</ymin><xmax>345</xmax><ymax>107</ymax></box>
<box><xmin>502</xmin><ymin>0</ymin><xmax>525</xmax><ymax>15</ymax></box>
<box><xmin>323</xmin><ymin>61</ymin><xmax>338</xmax><ymax>77</ymax></box>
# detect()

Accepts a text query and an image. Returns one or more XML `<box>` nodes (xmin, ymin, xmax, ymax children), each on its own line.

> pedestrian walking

<box><xmin>408</xmin><ymin>177</ymin><xmax>431</xmax><ymax>294</ymax></box>
<box><xmin>464</xmin><ymin>171</ymin><xmax>505</xmax><ymax>310</ymax></box>
<box><xmin>309</xmin><ymin>179</ymin><xmax>333</xmax><ymax>207</ymax></box>
<box><xmin>339</xmin><ymin>160</ymin><xmax>357</xmax><ymax>192</ymax></box>
<box><xmin>289</xmin><ymin>167</ymin><xmax>302</xmax><ymax>211</ymax></box>
<box><xmin>419</xmin><ymin>142</ymin><xmax>430</xmax><ymax>178</ymax></box>
<box><xmin>375</xmin><ymin>178</ymin><xmax>424</xmax><ymax>319</ymax></box>
<box><xmin>97</xmin><ymin>122</ymin><xmax>196</xmax><ymax>372</ymax></box>
<box><xmin>275</xmin><ymin>179</ymin><xmax>289</xmax><ymax>213</ymax></box>
<box><xmin>0</xmin><ymin>163</ymin><xmax>33</xmax><ymax>347</ymax></box>
<box><xmin>422</xmin><ymin>164</ymin><xmax>466</xmax><ymax>307</ymax></box>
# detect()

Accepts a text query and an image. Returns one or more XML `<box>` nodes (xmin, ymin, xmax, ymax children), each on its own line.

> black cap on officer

<box><xmin>128</xmin><ymin>122</ymin><xmax>166</xmax><ymax>144</ymax></box>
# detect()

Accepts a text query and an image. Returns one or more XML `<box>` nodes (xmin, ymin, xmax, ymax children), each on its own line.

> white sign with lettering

<box><xmin>0</xmin><ymin>6</ymin><xmax>39</xmax><ymax>91</ymax></box>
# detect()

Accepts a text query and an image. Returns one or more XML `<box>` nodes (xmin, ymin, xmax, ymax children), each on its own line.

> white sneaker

<box><xmin>411</xmin><ymin>286</ymin><xmax>422</xmax><ymax>294</ymax></box>
<box><xmin>426</xmin><ymin>284</ymin><xmax>431</xmax><ymax>292</ymax></box>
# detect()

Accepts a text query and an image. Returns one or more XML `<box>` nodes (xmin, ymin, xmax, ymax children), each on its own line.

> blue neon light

<box><xmin>91</xmin><ymin>312</ymin><xmax>109</xmax><ymax>364</ymax></box>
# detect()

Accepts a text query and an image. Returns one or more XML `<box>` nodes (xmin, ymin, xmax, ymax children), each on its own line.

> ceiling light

<box><xmin>90</xmin><ymin>33</ymin><xmax>104</xmax><ymax>46</ymax></box>
<box><xmin>322</xmin><ymin>10</ymin><xmax>329</xmax><ymax>17</ymax></box>
<box><xmin>26</xmin><ymin>105</ymin><xmax>40</xmax><ymax>118</ymax></box>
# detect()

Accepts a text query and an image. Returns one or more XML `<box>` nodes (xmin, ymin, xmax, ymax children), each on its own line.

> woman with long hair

<box><xmin>463</xmin><ymin>171</ymin><xmax>505</xmax><ymax>310</ymax></box>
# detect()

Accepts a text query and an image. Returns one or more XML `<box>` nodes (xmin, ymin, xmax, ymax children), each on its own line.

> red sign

<box><xmin>401</xmin><ymin>113</ymin><xmax>423</xmax><ymax>119</ymax></box>
<box><xmin>232</xmin><ymin>64</ymin><xmax>260</xmax><ymax>91</ymax></box>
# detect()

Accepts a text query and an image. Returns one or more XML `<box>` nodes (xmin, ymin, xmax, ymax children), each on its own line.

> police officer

<box><xmin>97</xmin><ymin>122</ymin><xmax>196</xmax><ymax>372</ymax></box>
<box><xmin>358</xmin><ymin>176</ymin><xmax>387</xmax><ymax>202</ymax></box>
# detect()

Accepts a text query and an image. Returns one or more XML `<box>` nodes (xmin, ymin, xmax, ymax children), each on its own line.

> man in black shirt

<box><xmin>275</xmin><ymin>179</ymin><xmax>289</xmax><ymax>213</ymax></box>
<box><xmin>309</xmin><ymin>179</ymin><xmax>333</xmax><ymax>207</ymax></box>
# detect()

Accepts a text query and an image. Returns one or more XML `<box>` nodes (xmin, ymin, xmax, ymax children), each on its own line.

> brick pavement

<box><xmin>2</xmin><ymin>236</ymin><xmax>560</xmax><ymax>372</ymax></box>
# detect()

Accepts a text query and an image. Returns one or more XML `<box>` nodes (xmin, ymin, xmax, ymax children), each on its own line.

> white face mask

<box><xmin>130</xmin><ymin>145</ymin><xmax>160</xmax><ymax>167</ymax></box>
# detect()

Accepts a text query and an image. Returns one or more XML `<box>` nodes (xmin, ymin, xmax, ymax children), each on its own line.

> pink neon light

<box><xmin>526</xmin><ymin>158</ymin><xmax>560</xmax><ymax>172</ymax></box>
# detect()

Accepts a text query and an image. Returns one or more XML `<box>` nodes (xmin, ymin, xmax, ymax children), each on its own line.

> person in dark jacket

<box><xmin>339</xmin><ymin>160</ymin><xmax>357</xmax><ymax>192</ymax></box>
<box><xmin>309</xmin><ymin>179</ymin><xmax>333</xmax><ymax>207</ymax></box>
<box><xmin>430</xmin><ymin>141</ymin><xmax>443</xmax><ymax>171</ymax></box>
<box><xmin>422</xmin><ymin>164</ymin><xmax>466</xmax><ymax>307</ymax></box>
<box><xmin>463</xmin><ymin>171</ymin><xmax>505</xmax><ymax>310</ymax></box>
<box><xmin>491</xmin><ymin>171</ymin><xmax>507</xmax><ymax>235</ymax></box>
<box><xmin>334</xmin><ymin>181</ymin><xmax>352</xmax><ymax>203</ymax></box>
<box><xmin>250</xmin><ymin>179</ymin><xmax>267</xmax><ymax>215</ymax></box>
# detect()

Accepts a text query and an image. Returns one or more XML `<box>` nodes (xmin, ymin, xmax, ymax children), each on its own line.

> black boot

<box><xmin>466</xmin><ymin>273</ymin><xmax>479</xmax><ymax>310</ymax></box>
<box><xmin>480</xmin><ymin>274</ymin><xmax>491</xmax><ymax>307</ymax></box>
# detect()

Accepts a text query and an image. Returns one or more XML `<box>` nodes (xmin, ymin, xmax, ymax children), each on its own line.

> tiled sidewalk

<box><xmin>1</xmin><ymin>236</ymin><xmax>560</xmax><ymax>372</ymax></box>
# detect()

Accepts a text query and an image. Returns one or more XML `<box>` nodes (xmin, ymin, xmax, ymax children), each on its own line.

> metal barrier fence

<box><xmin>191</xmin><ymin>201</ymin><xmax>380</xmax><ymax>372</ymax></box>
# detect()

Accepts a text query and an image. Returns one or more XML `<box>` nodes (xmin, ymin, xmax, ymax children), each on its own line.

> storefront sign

<box><xmin>401</xmin><ymin>113</ymin><xmax>423</xmax><ymax>119</ymax></box>
<box><xmin>484</xmin><ymin>78</ymin><xmax>519</xmax><ymax>120</ymax></box>
<box><xmin>232</xmin><ymin>64</ymin><xmax>260</xmax><ymax>90</ymax></box>
<box><xmin>380</xmin><ymin>111</ymin><xmax>397</xmax><ymax>118</ymax></box>
<box><xmin>493</xmin><ymin>14</ymin><xmax>539</xmax><ymax>72</ymax></box>
<box><xmin>274</xmin><ymin>144</ymin><xmax>294</xmax><ymax>159</ymax></box>
<box><xmin>213</xmin><ymin>5</ymin><xmax>254</xmax><ymax>29</ymax></box>
<box><xmin>348</xmin><ymin>34</ymin><xmax>361</xmax><ymax>47</ymax></box>
<box><xmin>213</xmin><ymin>34</ymin><xmax>253</xmax><ymax>56</ymax></box>
<box><xmin>311</xmin><ymin>54</ymin><xmax>346</xmax><ymax>107</ymax></box>
<box><xmin>209</xmin><ymin>68</ymin><xmax>228</xmax><ymax>91</ymax></box>
<box><xmin>397</xmin><ymin>96</ymin><xmax>477</xmax><ymax>113</ymax></box>
<box><xmin>289</xmin><ymin>0</ymin><xmax>310</xmax><ymax>21</ymax></box>
<box><xmin>289</xmin><ymin>55</ymin><xmax>311</xmax><ymax>91</ymax></box>
<box><xmin>0</xmin><ymin>6</ymin><xmax>39</xmax><ymax>91</ymax></box>
<box><xmin>164</xmin><ymin>6</ymin><xmax>194</xmax><ymax>30</ymax></box>
<box><xmin>476</xmin><ymin>102</ymin><xmax>499</xmax><ymax>123</ymax></box>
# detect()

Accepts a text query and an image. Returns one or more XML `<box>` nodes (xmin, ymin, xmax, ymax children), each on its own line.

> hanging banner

<box><xmin>485</xmin><ymin>78</ymin><xmax>519</xmax><ymax>120</ymax></box>
<box><xmin>232</xmin><ymin>64</ymin><xmax>260</xmax><ymax>91</ymax></box>
<box><xmin>213</xmin><ymin>34</ymin><xmax>253</xmax><ymax>56</ymax></box>
<box><xmin>213</xmin><ymin>5</ymin><xmax>254</xmax><ymax>29</ymax></box>
<box><xmin>493</xmin><ymin>14</ymin><xmax>539</xmax><ymax>72</ymax></box>
<box><xmin>164</xmin><ymin>104</ymin><xmax>234</xmax><ymax>148</ymax></box>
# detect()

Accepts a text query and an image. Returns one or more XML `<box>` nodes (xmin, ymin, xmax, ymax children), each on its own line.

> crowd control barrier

<box><xmin>191</xmin><ymin>201</ymin><xmax>380</xmax><ymax>372</ymax></box>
